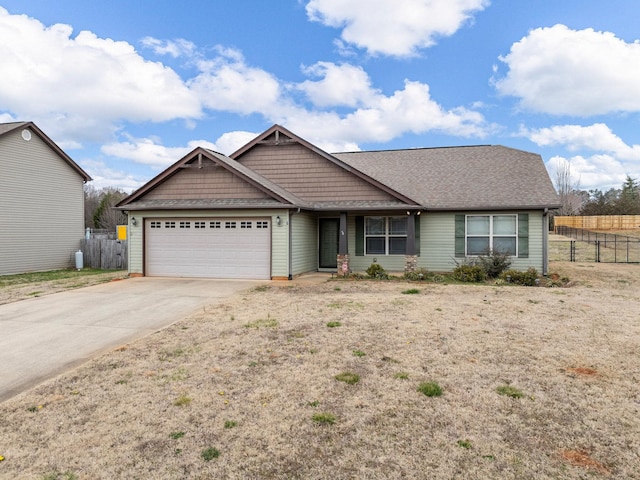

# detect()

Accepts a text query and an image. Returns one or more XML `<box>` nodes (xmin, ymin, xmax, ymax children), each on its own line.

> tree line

<box><xmin>555</xmin><ymin>162</ymin><xmax>640</xmax><ymax>216</ymax></box>
<box><xmin>84</xmin><ymin>185</ymin><xmax>128</xmax><ymax>231</ymax></box>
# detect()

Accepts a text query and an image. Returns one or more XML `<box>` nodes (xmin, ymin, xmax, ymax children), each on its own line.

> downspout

<box><xmin>543</xmin><ymin>208</ymin><xmax>549</xmax><ymax>276</ymax></box>
<box><xmin>288</xmin><ymin>208</ymin><xmax>300</xmax><ymax>280</ymax></box>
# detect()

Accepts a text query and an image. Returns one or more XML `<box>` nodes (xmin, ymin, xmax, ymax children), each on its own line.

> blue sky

<box><xmin>1</xmin><ymin>0</ymin><xmax>639</xmax><ymax>193</ymax></box>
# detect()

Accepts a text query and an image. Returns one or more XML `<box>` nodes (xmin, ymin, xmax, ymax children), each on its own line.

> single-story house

<box><xmin>117</xmin><ymin>124</ymin><xmax>560</xmax><ymax>280</ymax></box>
<box><xmin>0</xmin><ymin>122</ymin><xmax>91</xmax><ymax>276</ymax></box>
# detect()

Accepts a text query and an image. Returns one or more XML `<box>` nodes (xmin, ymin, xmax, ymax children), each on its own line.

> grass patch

<box><xmin>173</xmin><ymin>395</ymin><xmax>192</xmax><ymax>407</ymax></box>
<box><xmin>0</xmin><ymin>268</ymin><xmax>119</xmax><ymax>287</ymax></box>
<box><xmin>312</xmin><ymin>412</ymin><xmax>336</xmax><ymax>425</ymax></box>
<box><xmin>417</xmin><ymin>381</ymin><xmax>443</xmax><ymax>397</ymax></box>
<box><xmin>394</xmin><ymin>372</ymin><xmax>409</xmax><ymax>380</ymax></box>
<box><xmin>224</xmin><ymin>420</ymin><xmax>238</xmax><ymax>429</ymax></box>
<box><xmin>335</xmin><ymin>372</ymin><xmax>360</xmax><ymax>385</ymax></box>
<box><xmin>308</xmin><ymin>400</ymin><xmax>320</xmax><ymax>407</ymax></box>
<box><xmin>457</xmin><ymin>440</ymin><xmax>472</xmax><ymax>449</ymax></box>
<box><xmin>496</xmin><ymin>384</ymin><xmax>524</xmax><ymax>398</ymax></box>
<box><xmin>244</xmin><ymin>317</ymin><xmax>278</xmax><ymax>329</ymax></box>
<box><xmin>352</xmin><ymin>350</ymin><xmax>366</xmax><ymax>357</ymax></box>
<box><xmin>201</xmin><ymin>447</ymin><xmax>221</xmax><ymax>461</ymax></box>
<box><xmin>402</xmin><ymin>288</ymin><xmax>420</xmax><ymax>295</ymax></box>
<box><xmin>169</xmin><ymin>431</ymin><xmax>185</xmax><ymax>439</ymax></box>
<box><xmin>326</xmin><ymin>321</ymin><xmax>342</xmax><ymax>328</ymax></box>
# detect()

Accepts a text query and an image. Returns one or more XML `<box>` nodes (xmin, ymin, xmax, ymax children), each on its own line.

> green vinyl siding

<box><xmin>418</xmin><ymin>211</ymin><xmax>544</xmax><ymax>273</ymax></box>
<box><xmin>291</xmin><ymin>211</ymin><xmax>317</xmax><ymax>275</ymax></box>
<box><xmin>347</xmin><ymin>216</ymin><xmax>406</xmax><ymax>272</ymax></box>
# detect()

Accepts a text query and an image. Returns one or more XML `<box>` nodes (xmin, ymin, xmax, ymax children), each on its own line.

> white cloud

<box><xmin>298</xmin><ymin>62</ymin><xmax>378</xmax><ymax>107</ymax></box>
<box><xmin>0</xmin><ymin>7</ymin><xmax>201</xmax><ymax>144</ymax></box>
<box><xmin>216</xmin><ymin>131</ymin><xmax>260</xmax><ymax>155</ymax></box>
<box><xmin>189</xmin><ymin>48</ymin><xmax>284</xmax><ymax>115</ymax></box>
<box><xmin>81</xmin><ymin>159</ymin><xmax>146</xmax><ymax>193</ymax></box>
<box><xmin>305</xmin><ymin>0</ymin><xmax>489</xmax><ymax>56</ymax></box>
<box><xmin>101</xmin><ymin>137</ymin><xmax>218</xmax><ymax>169</ymax></box>
<box><xmin>100</xmin><ymin>131</ymin><xmax>258</xmax><ymax>168</ymax></box>
<box><xmin>141</xmin><ymin>37</ymin><xmax>197</xmax><ymax>58</ymax></box>
<box><xmin>495</xmin><ymin>24</ymin><xmax>640</xmax><ymax>116</ymax></box>
<box><xmin>283</xmin><ymin>79</ymin><xmax>490</xmax><ymax>149</ymax></box>
<box><xmin>525</xmin><ymin>124</ymin><xmax>640</xmax><ymax>161</ymax></box>
<box><xmin>546</xmin><ymin>155</ymin><xmax>630</xmax><ymax>191</ymax></box>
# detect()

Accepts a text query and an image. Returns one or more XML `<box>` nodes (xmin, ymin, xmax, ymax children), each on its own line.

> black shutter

<box><xmin>518</xmin><ymin>214</ymin><xmax>529</xmax><ymax>258</ymax></box>
<box><xmin>455</xmin><ymin>214</ymin><xmax>465</xmax><ymax>257</ymax></box>
<box><xmin>415</xmin><ymin>214</ymin><xmax>420</xmax><ymax>256</ymax></box>
<box><xmin>355</xmin><ymin>216</ymin><xmax>364</xmax><ymax>256</ymax></box>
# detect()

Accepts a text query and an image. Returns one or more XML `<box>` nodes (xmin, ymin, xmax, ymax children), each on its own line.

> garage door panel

<box><xmin>145</xmin><ymin>218</ymin><xmax>271</xmax><ymax>279</ymax></box>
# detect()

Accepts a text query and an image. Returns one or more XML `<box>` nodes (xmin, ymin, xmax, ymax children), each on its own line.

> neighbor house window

<box><xmin>466</xmin><ymin>215</ymin><xmax>517</xmax><ymax>255</ymax></box>
<box><xmin>365</xmin><ymin>216</ymin><xmax>407</xmax><ymax>255</ymax></box>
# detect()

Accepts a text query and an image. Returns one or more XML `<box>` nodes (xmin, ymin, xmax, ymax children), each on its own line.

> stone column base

<box><xmin>337</xmin><ymin>254</ymin><xmax>350</xmax><ymax>277</ymax></box>
<box><xmin>404</xmin><ymin>255</ymin><xmax>418</xmax><ymax>273</ymax></box>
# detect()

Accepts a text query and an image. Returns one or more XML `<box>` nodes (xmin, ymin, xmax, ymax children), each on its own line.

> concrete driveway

<box><xmin>0</xmin><ymin>277</ymin><xmax>259</xmax><ymax>402</ymax></box>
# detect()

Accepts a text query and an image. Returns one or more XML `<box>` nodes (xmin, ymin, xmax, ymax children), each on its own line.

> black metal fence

<box><xmin>551</xmin><ymin>226</ymin><xmax>640</xmax><ymax>263</ymax></box>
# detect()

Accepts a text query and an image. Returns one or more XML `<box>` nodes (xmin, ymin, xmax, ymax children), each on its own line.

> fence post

<box><xmin>595</xmin><ymin>241</ymin><xmax>600</xmax><ymax>262</ymax></box>
<box><xmin>570</xmin><ymin>240</ymin><xmax>575</xmax><ymax>262</ymax></box>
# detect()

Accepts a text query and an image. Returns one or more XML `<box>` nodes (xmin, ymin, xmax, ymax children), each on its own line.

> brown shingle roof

<box><xmin>333</xmin><ymin>145</ymin><xmax>559</xmax><ymax>210</ymax></box>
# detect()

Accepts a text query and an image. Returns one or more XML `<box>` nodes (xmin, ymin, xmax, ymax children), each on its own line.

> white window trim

<box><xmin>465</xmin><ymin>214</ymin><xmax>518</xmax><ymax>256</ymax></box>
<box><xmin>364</xmin><ymin>216</ymin><xmax>407</xmax><ymax>256</ymax></box>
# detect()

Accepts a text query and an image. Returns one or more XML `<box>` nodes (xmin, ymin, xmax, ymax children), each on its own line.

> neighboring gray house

<box><xmin>117</xmin><ymin>124</ymin><xmax>560</xmax><ymax>280</ymax></box>
<box><xmin>0</xmin><ymin>122</ymin><xmax>91</xmax><ymax>275</ymax></box>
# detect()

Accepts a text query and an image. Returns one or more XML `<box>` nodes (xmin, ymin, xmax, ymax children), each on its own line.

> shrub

<box><xmin>452</xmin><ymin>264</ymin><xmax>486</xmax><ymax>282</ymax></box>
<box><xmin>477</xmin><ymin>250</ymin><xmax>511</xmax><ymax>278</ymax></box>
<box><xmin>366</xmin><ymin>263</ymin><xmax>389</xmax><ymax>279</ymax></box>
<box><xmin>404</xmin><ymin>267</ymin><xmax>429</xmax><ymax>281</ymax></box>
<box><xmin>500</xmin><ymin>268</ymin><xmax>539</xmax><ymax>286</ymax></box>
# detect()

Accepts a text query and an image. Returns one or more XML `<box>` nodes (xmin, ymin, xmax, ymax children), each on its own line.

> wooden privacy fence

<box><xmin>555</xmin><ymin>215</ymin><xmax>640</xmax><ymax>231</ymax></box>
<box><xmin>80</xmin><ymin>239</ymin><xmax>128</xmax><ymax>270</ymax></box>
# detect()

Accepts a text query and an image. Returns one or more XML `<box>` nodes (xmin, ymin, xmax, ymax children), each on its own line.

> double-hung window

<box><xmin>466</xmin><ymin>215</ymin><xmax>517</xmax><ymax>255</ymax></box>
<box><xmin>365</xmin><ymin>216</ymin><xmax>407</xmax><ymax>255</ymax></box>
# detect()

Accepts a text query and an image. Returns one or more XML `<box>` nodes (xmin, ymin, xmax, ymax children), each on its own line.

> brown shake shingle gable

<box><xmin>333</xmin><ymin>145</ymin><xmax>560</xmax><ymax>210</ymax></box>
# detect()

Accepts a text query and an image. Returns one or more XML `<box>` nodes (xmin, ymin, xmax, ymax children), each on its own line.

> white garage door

<box><xmin>145</xmin><ymin>218</ymin><xmax>271</xmax><ymax>279</ymax></box>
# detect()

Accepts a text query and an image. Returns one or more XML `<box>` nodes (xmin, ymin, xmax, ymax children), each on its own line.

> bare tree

<box><xmin>84</xmin><ymin>186</ymin><xmax>128</xmax><ymax>230</ymax></box>
<box><xmin>553</xmin><ymin>158</ymin><xmax>583</xmax><ymax>216</ymax></box>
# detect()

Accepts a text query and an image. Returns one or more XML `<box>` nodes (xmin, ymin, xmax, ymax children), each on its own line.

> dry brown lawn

<box><xmin>1</xmin><ymin>262</ymin><xmax>639</xmax><ymax>479</ymax></box>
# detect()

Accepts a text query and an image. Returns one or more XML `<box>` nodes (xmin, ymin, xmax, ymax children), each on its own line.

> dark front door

<box><xmin>319</xmin><ymin>218</ymin><xmax>339</xmax><ymax>269</ymax></box>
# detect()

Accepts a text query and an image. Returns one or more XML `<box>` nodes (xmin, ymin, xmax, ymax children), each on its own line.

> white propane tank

<box><xmin>75</xmin><ymin>250</ymin><xmax>84</xmax><ymax>270</ymax></box>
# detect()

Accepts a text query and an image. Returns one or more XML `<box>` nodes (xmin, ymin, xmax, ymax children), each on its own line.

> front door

<box><xmin>319</xmin><ymin>218</ymin><xmax>339</xmax><ymax>269</ymax></box>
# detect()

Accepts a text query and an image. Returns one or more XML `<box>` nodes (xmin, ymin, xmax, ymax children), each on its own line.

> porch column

<box><xmin>405</xmin><ymin>212</ymin><xmax>418</xmax><ymax>273</ymax></box>
<box><xmin>337</xmin><ymin>212</ymin><xmax>350</xmax><ymax>276</ymax></box>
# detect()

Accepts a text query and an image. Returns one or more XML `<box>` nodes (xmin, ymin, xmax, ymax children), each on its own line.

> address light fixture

<box><xmin>276</xmin><ymin>215</ymin><xmax>282</xmax><ymax>226</ymax></box>
<box><xmin>131</xmin><ymin>217</ymin><xmax>138</xmax><ymax>226</ymax></box>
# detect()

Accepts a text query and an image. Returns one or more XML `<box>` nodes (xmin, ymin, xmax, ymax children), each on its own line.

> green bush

<box><xmin>500</xmin><ymin>268</ymin><xmax>539</xmax><ymax>286</ymax></box>
<box><xmin>404</xmin><ymin>267</ymin><xmax>429</xmax><ymax>281</ymax></box>
<box><xmin>477</xmin><ymin>250</ymin><xmax>511</xmax><ymax>278</ymax></box>
<box><xmin>366</xmin><ymin>263</ymin><xmax>389</xmax><ymax>279</ymax></box>
<box><xmin>452</xmin><ymin>264</ymin><xmax>486</xmax><ymax>282</ymax></box>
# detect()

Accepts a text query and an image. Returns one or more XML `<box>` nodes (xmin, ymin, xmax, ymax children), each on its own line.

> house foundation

<box><xmin>404</xmin><ymin>255</ymin><xmax>418</xmax><ymax>273</ymax></box>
